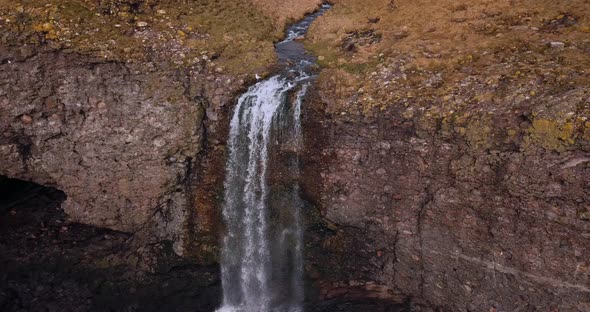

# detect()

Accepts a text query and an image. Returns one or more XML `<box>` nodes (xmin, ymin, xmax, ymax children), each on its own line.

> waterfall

<box><xmin>218</xmin><ymin>75</ymin><xmax>310</xmax><ymax>312</ymax></box>
<box><xmin>217</xmin><ymin>4</ymin><xmax>330</xmax><ymax>312</ymax></box>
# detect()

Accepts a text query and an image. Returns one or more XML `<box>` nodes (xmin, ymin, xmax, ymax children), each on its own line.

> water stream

<box><xmin>217</xmin><ymin>4</ymin><xmax>330</xmax><ymax>312</ymax></box>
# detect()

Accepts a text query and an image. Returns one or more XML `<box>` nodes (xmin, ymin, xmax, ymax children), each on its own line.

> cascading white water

<box><xmin>217</xmin><ymin>4</ymin><xmax>330</xmax><ymax>312</ymax></box>
<box><xmin>218</xmin><ymin>75</ymin><xmax>310</xmax><ymax>312</ymax></box>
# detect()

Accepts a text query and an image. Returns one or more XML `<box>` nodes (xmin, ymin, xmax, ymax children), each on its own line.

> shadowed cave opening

<box><xmin>0</xmin><ymin>176</ymin><xmax>67</xmax><ymax>231</ymax></box>
<box><xmin>0</xmin><ymin>176</ymin><xmax>222</xmax><ymax>312</ymax></box>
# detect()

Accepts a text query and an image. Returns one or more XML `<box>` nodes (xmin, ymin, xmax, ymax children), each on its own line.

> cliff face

<box><xmin>0</xmin><ymin>2</ymin><xmax>325</xmax><ymax>310</ymax></box>
<box><xmin>1</xmin><ymin>0</ymin><xmax>590</xmax><ymax>311</ymax></box>
<box><xmin>0</xmin><ymin>47</ymin><xmax>206</xmax><ymax>254</ymax></box>
<box><xmin>302</xmin><ymin>0</ymin><xmax>590</xmax><ymax>311</ymax></box>
<box><xmin>303</xmin><ymin>87</ymin><xmax>590</xmax><ymax>311</ymax></box>
<box><xmin>0</xmin><ymin>0</ymin><xmax>322</xmax><ymax>261</ymax></box>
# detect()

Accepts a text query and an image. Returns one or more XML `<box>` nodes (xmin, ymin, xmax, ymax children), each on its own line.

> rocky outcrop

<box><xmin>303</xmin><ymin>92</ymin><xmax>590</xmax><ymax>310</ymax></box>
<box><xmin>0</xmin><ymin>178</ymin><xmax>221</xmax><ymax>312</ymax></box>
<box><xmin>2</xmin><ymin>0</ymin><xmax>589</xmax><ymax>311</ymax></box>
<box><xmin>0</xmin><ymin>0</ymin><xmax>325</xmax><ymax>260</ymax></box>
<box><xmin>300</xmin><ymin>1</ymin><xmax>590</xmax><ymax>310</ymax></box>
<box><xmin>0</xmin><ymin>46</ymin><xmax>209</xmax><ymax>254</ymax></box>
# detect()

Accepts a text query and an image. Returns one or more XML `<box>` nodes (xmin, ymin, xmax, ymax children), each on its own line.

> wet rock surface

<box><xmin>307</xmin><ymin>299</ymin><xmax>410</xmax><ymax>312</ymax></box>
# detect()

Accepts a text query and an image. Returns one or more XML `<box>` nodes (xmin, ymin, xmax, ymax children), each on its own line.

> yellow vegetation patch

<box><xmin>529</xmin><ymin>119</ymin><xmax>576</xmax><ymax>151</ymax></box>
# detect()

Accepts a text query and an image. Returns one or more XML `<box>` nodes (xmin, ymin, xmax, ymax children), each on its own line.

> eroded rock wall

<box><xmin>301</xmin><ymin>0</ymin><xmax>590</xmax><ymax>310</ymax></box>
<box><xmin>0</xmin><ymin>46</ymin><xmax>209</xmax><ymax>254</ymax></box>
<box><xmin>0</xmin><ymin>0</ymin><xmax>328</xmax><ymax>262</ymax></box>
<box><xmin>303</xmin><ymin>81</ymin><xmax>590</xmax><ymax>311</ymax></box>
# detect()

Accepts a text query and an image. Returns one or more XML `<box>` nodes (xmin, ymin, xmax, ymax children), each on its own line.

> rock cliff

<box><xmin>1</xmin><ymin>0</ymin><xmax>589</xmax><ymax>311</ymax></box>
<box><xmin>302</xmin><ymin>0</ymin><xmax>590</xmax><ymax>311</ymax></box>
<box><xmin>0</xmin><ymin>0</ymin><xmax>321</xmax><ymax>260</ymax></box>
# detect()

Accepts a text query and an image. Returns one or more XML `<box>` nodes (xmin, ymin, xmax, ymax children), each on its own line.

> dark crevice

<box><xmin>0</xmin><ymin>176</ymin><xmax>66</xmax><ymax>226</ymax></box>
<box><xmin>11</xmin><ymin>132</ymin><xmax>33</xmax><ymax>170</ymax></box>
<box><xmin>416</xmin><ymin>188</ymin><xmax>434</xmax><ymax>297</ymax></box>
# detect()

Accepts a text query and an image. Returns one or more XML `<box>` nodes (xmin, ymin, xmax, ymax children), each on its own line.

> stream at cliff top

<box><xmin>217</xmin><ymin>4</ymin><xmax>331</xmax><ymax>312</ymax></box>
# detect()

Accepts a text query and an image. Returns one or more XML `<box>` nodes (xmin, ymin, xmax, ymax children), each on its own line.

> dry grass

<box><xmin>305</xmin><ymin>0</ymin><xmax>590</xmax><ymax>111</ymax></box>
<box><xmin>0</xmin><ymin>0</ymin><xmax>323</xmax><ymax>73</ymax></box>
<box><xmin>250</xmin><ymin>0</ymin><xmax>323</xmax><ymax>30</ymax></box>
<box><xmin>308</xmin><ymin>0</ymin><xmax>590</xmax><ymax>67</ymax></box>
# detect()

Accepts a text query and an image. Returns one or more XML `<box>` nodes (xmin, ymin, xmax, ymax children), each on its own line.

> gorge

<box><xmin>1</xmin><ymin>0</ymin><xmax>589</xmax><ymax>311</ymax></box>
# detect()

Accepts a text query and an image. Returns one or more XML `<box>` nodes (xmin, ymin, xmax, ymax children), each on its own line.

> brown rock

<box><xmin>45</xmin><ymin>98</ymin><xmax>58</xmax><ymax>109</ymax></box>
<box><xmin>20</xmin><ymin>114</ymin><xmax>33</xmax><ymax>124</ymax></box>
<box><xmin>0</xmin><ymin>50</ymin><xmax>213</xmax><ymax>259</ymax></box>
